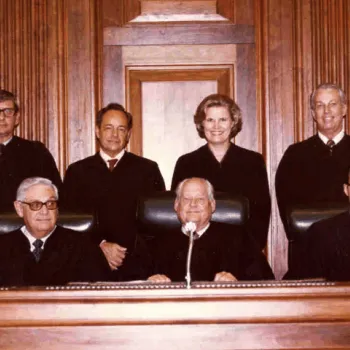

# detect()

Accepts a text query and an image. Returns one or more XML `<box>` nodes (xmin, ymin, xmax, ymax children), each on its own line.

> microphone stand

<box><xmin>185</xmin><ymin>224</ymin><xmax>196</xmax><ymax>289</ymax></box>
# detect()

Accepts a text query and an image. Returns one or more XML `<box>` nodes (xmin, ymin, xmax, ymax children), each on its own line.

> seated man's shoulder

<box><xmin>209</xmin><ymin>221</ymin><xmax>245</xmax><ymax>239</ymax></box>
<box><xmin>53</xmin><ymin>225</ymin><xmax>85</xmax><ymax>240</ymax></box>
<box><xmin>49</xmin><ymin>226</ymin><xmax>96</xmax><ymax>250</ymax></box>
<box><xmin>309</xmin><ymin>211</ymin><xmax>350</xmax><ymax>235</ymax></box>
<box><xmin>0</xmin><ymin>229</ymin><xmax>22</xmax><ymax>243</ymax></box>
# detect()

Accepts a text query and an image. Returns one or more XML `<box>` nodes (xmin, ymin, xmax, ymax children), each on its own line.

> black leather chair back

<box><xmin>0</xmin><ymin>212</ymin><xmax>95</xmax><ymax>235</ymax></box>
<box><xmin>285</xmin><ymin>203</ymin><xmax>348</xmax><ymax>275</ymax></box>
<box><xmin>137</xmin><ymin>191</ymin><xmax>249</xmax><ymax>232</ymax></box>
<box><xmin>286</xmin><ymin>203</ymin><xmax>348</xmax><ymax>242</ymax></box>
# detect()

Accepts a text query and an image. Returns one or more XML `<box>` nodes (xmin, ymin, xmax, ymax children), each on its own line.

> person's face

<box><xmin>14</xmin><ymin>184</ymin><xmax>58</xmax><ymax>239</ymax></box>
<box><xmin>312</xmin><ymin>88</ymin><xmax>347</xmax><ymax>139</ymax></box>
<box><xmin>202</xmin><ymin>106</ymin><xmax>234</xmax><ymax>146</ymax></box>
<box><xmin>95</xmin><ymin>110</ymin><xmax>131</xmax><ymax>158</ymax></box>
<box><xmin>174</xmin><ymin>179</ymin><xmax>216</xmax><ymax>231</ymax></box>
<box><xmin>0</xmin><ymin>100</ymin><xmax>19</xmax><ymax>143</ymax></box>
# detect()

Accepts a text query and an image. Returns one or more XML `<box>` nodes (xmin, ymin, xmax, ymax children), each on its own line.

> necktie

<box><xmin>32</xmin><ymin>239</ymin><xmax>43</xmax><ymax>262</ymax></box>
<box><xmin>108</xmin><ymin>158</ymin><xmax>118</xmax><ymax>171</ymax></box>
<box><xmin>0</xmin><ymin>144</ymin><xmax>5</xmax><ymax>157</ymax></box>
<box><xmin>327</xmin><ymin>139</ymin><xmax>335</xmax><ymax>148</ymax></box>
<box><xmin>188</xmin><ymin>232</ymin><xmax>199</xmax><ymax>240</ymax></box>
<box><xmin>327</xmin><ymin>139</ymin><xmax>335</xmax><ymax>154</ymax></box>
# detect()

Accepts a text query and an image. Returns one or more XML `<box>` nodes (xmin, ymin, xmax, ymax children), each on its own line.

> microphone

<box><xmin>184</xmin><ymin>221</ymin><xmax>197</xmax><ymax>289</ymax></box>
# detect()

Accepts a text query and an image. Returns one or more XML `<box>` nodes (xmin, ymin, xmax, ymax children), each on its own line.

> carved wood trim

<box><xmin>126</xmin><ymin>67</ymin><xmax>232</xmax><ymax>155</ymax></box>
<box><xmin>104</xmin><ymin>23</ymin><xmax>255</xmax><ymax>46</ymax></box>
<box><xmin>130</xmin><ymin>0</ymin><xmax>228</xmax><ymax>23</ymax></box>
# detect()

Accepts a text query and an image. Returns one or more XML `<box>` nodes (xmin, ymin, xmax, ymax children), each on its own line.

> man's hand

<box><xmin>147</xmin><ymin>274</ymin><xmax>171</xmax><ymax>283</ymax></box>
<box><xmin>214</xmin><ymin>271</ymin><xmax>237</xmax><ymax>282</ymax></box>
<box><xmin>99</xmin><ymin>241</ymin><xmax>127</xmax><ymax>270</ymax></box>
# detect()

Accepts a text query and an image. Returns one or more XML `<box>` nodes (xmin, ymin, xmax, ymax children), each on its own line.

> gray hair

<box><xmin>175</xmin><ymin>178</ymin><xmax>215</xmax><ymax>201</ymax></box>
<box><xmin>0</xmin><ymin>89</ymin><xmax>19</xmax><ymax>113</ymax></box>
<box><xmin>310</xmin><ymin>83</ymin><xmax>347</xmax><ymax>110</ymax></box>
<box><xmin>16</xmin><ymin>177</ymin><xmax>59</xmax><ymax>201</ymax></box>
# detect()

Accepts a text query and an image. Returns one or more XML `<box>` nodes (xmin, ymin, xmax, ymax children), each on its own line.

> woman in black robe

<box><xmin>171</xmin><ymin>94</ymin><xmax>270</xmax><ymax>249</ymax></box>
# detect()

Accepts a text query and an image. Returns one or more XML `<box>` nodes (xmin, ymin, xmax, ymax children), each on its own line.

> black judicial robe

<box><xmin>0</xmin><ymin>226</ymin><xmax>110</xmax><ymax>286</ymax></box>
<box><xmin>285</xmin><ymin>211</ymin><xmax>350</xmax><ymax>281</ymax></box>
<box><xmin>151</xmin><ymin>222</ymin><xmax>274</xmax><ymax>282</ymax></box>
<box><xmin>62</xmin><ymin>152</ymin><xmax>165</xmax><ymax>249</ymax></box>
<box><xmin>275</xmin><ymin>134</ymin><xmax>350</xmax><ymax>233</ymax></box>
<box><xmin>171</xmin><ymin>143</ymin><xmax>271</xmax><ymax>250</ymax></box>
<box><xmin>0</xmin><ymin>136</ymin><xmax>62</xmax><ymax>212</ymax></box>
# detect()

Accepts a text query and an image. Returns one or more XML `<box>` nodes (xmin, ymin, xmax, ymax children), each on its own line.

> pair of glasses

<box><xmin>0</xmin><ymin>108</ymin><xmax>16</xmax><ymax>117</ymax></box>
<box><xmin>20</xmin><ymin>200</ymin><xmax>58</xmax><ymax>211</ymax></box>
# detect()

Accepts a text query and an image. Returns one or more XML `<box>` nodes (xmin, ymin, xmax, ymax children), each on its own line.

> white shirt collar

<box><xmin>2</xmin><ymin>136</ymin><xmax>12</xmax><ymax>146</ymax></box>
<box><xmin>99</xmin><ymin>148</ymin><xmax>125</xmax><ymax>169</ymax></box>
<box><xmin>318</xmin><ymin>128</ymin><xmax>344</xmax><ymax>145</ymax></box>
<box><xmin>20</xmin><ymin>225</ymin><xmax>56</xmax><ymax>251</ymax></box>
<box><xmin>181</xmin><ymin>222</ymin><xmax>210</xmax><ymax>238</ymax></box>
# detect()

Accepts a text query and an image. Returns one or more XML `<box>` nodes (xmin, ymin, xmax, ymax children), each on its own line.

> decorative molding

<box><xmin>104</xmin><ymin>23</ymin><xmax>255</xmax><ymax>46</ymax></box>
<box><xmin>126</xmin><ymin>67</ymin><xmax>232</xmax><ymax>155</ymax></box>
<box><xmin>130</xmin><ymin>0</ymin><xmax>228</xmax><ymax>23</ymax></box>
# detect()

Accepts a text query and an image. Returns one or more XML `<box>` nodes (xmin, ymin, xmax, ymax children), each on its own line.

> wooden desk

<box><xmin>0</xmin><ymin>281</ymin><xmax>350</xmax><ymax>349</ymax></box>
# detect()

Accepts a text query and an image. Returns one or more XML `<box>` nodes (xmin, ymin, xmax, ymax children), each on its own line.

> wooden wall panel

<box><xmin>258</xmin><ymin>0</ymin><xmax>350</xmax><ymax>278</ymax></box>
<box><xmin>1</xmin><ymin>0</ymin><xmax>349</xmax><ymax>279</ymax></box>
<box><xmin>0</xmin><ymin>0</ymin><xmax>100</xmax><ymax>174</ymax></box>
<box><xmin>0</xmin><ymin>0</ymin><xmax>49</xmax><ymax>142</ymax></box>
<box><xmin>64</xmin><ymin>0</ymin><xmax>99</xmax><ymax>167</ymax></box>
<box><xmin>311</xmin><ymin>0</ymin><xmax>350</xmax><ymax>132</ymax></box>
<box><xmin>257</xmin><ymin>0</ymin><xmax>295</xmax><ymax>278</ymax></box>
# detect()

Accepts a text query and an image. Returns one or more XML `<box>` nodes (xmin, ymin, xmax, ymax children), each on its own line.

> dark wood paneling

<box><xmin>257</xmin><ymin>0</ymin><xmax>295</xmax><ymax>278</ymax></box>
<box><xmin>1</xmin><ymin>0</ymin><xmax>349</xmax><ymax>278</ymax></box>
<box><xmin>65</xmin><ymin>0</ymin><xmax>99</xmax><ymax>166</ymax></box>
<box><xmin>235</xmin><ymin>44</ymin><xmax>258</xmax><ymax>152</ymax></box>
<box><xmin>257</xmin><ymin>0</ymin><xmax>350</xmax><ymax>278</ymax></box>
<box><xmin>0</xmin><ymin>0</ymin><xmax>100</xmax><ymax>174</ymax></box>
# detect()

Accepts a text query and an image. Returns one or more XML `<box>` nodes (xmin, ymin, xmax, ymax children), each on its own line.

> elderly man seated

<box><xmin>148</xmin><ymin>177</ymin><xmax>274</xmax><ymax>283</ymax></box>
<box><xmin>0</xmin><ymin>177</ymin><xmax>110</xmax><ymax>286</ymax></box>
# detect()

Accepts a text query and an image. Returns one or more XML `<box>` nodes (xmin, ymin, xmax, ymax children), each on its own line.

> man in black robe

<box><xmin>0</xmin><ymin>177</ymin><xmax>109</xmax><ymax>286</ymax></box>
<box><xmin>148</xmin><ymin>178</ymin><xmax>274</xmax><ymax>283</ymax></box>
<box><xmin>275</xmin><ymin>83</ymin><xmax>350</xmax><ymax>271</ymax></box>
<box><xmin>276</xmin><ymin>83</ymin><xmax>349</xmax><ymax>231</ymax></box>
<box><xmin>0</xmin><ymin>89</ymin><xmax>62</xmax><ymax>212</ymax></box>
<box><xmin>62</xmin><ymin>103</ymin><xmax>164</xmax><ymax>280</ymax></box>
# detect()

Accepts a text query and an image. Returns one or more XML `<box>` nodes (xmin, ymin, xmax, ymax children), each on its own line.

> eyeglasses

<box><xmin>0</xmin><ymin>108</ymin><xmax>16</xmax><ymax>117</ymax></box>
<box><xmin>20</xmin><ymin>200</ymin><xmax>58</xmax><ymax>211</ymax></box>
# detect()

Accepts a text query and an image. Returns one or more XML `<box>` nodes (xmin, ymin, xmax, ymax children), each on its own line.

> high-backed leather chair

<box><xmin>0</xmin><ymin>212</ymin><xmax>95</xmax><ymax>235</ymax></box>
<box><xmin>285</xmin><ymin>203</ymin><xmax>348</xmax><ymax>273</ymax></box>
<box><xmin>137</xmin><ymin>191</ymin><xmax>249</xmax><ymax>240</ymax></box>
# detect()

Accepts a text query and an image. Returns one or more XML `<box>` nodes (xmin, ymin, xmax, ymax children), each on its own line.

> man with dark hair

<box><xmin>0</xmin><ymin>177</ymin><xmax>109</xmax><ymax>286</ymax></box>
<box><xmin>148</xmin><ymin>177</ymin><xmax>274</xmax><ymax>283</ymax></box>
<box><xmin>276</xmin><ymin>83</ymin><xmax>350</xmax><ymax>264</ymax></box>
<box><xmin>62</xmin><ymin>103</ymin><xmax>165</xmax><ymax>280</ymax></box>
<box><xmin>0</xmin><ymin>89</ymin><xmax>62</xmax><ymax>212</ymax></box>
<box><xmin>286</xmin><ymin>168</ymin><xmax>350</xmax><ymax>281</ymax></box>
